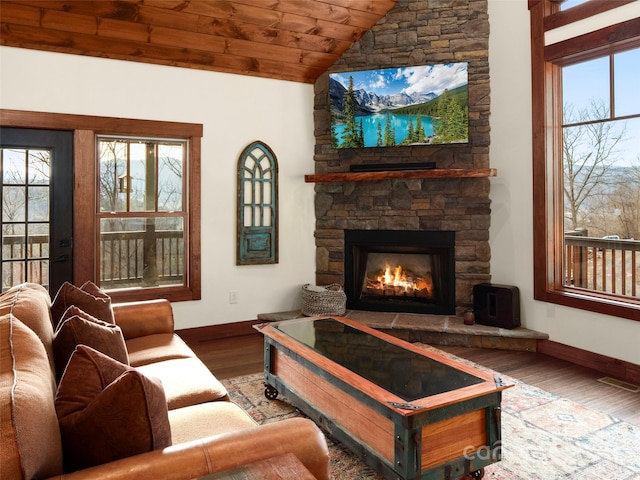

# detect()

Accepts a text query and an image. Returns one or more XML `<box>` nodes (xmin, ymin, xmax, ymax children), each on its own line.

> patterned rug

<box><xmin>221</xmin><ymin>344</ymin><xmax>640</xmax><ymax>480</ymax></box>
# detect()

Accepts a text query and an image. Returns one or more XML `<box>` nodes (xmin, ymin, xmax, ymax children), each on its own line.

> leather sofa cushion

<box><xmin>56</xmin><ymin>345</ymin><xmax>171</xmax><ymax>472</ymax></box>
<box><xmin>53</xmin><ymin>307</ymin><xmax>129</xmax><ymax>381</ymax></box>
<box><xmin>0</xmin><ymin>283</ymin><xmax>55</xmax><ymax>371</ymax></box>
<box><xmin>0</xmin><ymin>314</ymin><xmax>63</xmax><ymax>479</ymax></box>
<box><xmin>168</xmin><ymin>401</ymin><xmax>258</xmax><ymax>445</ymax></box>
<box><xmin>137</xmin><ymin>357</ymin><xmax>229</xmax><ymax>409</ymax></box>
<box><xmin>113</xmin><ymin>299</ymin><xmax>174</xmax><ymax>339</ymax></box>
<box><xmin>50</xmin><ymin>281</ymin><xmax>114</xmax><ymax>330</ymax></box>
<box><xmin>126</xmin><ymin>332</ymin><xmax>196</xmax><ymax>366</ymax></box>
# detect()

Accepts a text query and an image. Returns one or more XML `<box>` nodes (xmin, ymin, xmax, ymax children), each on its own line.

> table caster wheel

<box><xmin>264</xmin><ymin>384</ymin><xmax>279</xmax><ymax>400</ymax></box>
<box><xmin>470</xmin><ymin>468</ymin><xmax>485</xmax><ymax>479</ymax></box>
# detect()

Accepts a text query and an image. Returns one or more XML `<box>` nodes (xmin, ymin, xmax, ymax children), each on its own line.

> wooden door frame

<box><xmin>0</xmin><ymin>109</ymin><xmax>203</xmax><ymax>302</ymax></box>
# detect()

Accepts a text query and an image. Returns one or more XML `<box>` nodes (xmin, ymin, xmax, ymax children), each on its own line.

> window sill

<box><xmin>107</xmin><ymin>285</ymin><xmax>200</xmax><ymax>304</ymax></box>
<box><xmin>536</xmin><ymin>287</ymin><xmax>640</xmax><ymax>322</ymax></box>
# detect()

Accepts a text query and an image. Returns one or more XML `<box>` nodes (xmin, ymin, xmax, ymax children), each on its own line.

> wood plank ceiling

<box><xmin>0</xmin><ymin>0</ymin><xmax>397</xmax><ymax>83</ymax></box>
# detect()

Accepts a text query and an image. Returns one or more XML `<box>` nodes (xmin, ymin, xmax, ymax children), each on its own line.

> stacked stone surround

<box><xmin>312</xmin><ymin>0</ymin><xmax>491</xmax><ymax>314</ymax></box>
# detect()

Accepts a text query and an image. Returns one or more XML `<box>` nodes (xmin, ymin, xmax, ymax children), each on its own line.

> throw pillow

<box><xmin>78</xmin><ymin>280</ymin><xmax>110</xmax><ymax>300</ymax></box>
<box><xmin>60</xmin><ymin>304</ymin><xmax>106</xmax><ymax>325</ymax></box>
<box><xmin>50</xmin><ymin>281</ymin><xmax>114</xmax><ymax>329</ymax></box>
<box><xmin>55</xmin><ymin>345</ymin><xmax>171</xmax><ymax>472</ymax></box>
<box><xmin>53</xmin><ymin>308</ymin><xmax>129</xmax><ymax>381</ymax></box>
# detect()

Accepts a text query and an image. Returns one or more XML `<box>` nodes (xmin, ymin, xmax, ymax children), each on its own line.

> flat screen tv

<box><xmin>329</xmin><ymin>63</ymin><xmax>468</xmax><ymax>148</ymax></box>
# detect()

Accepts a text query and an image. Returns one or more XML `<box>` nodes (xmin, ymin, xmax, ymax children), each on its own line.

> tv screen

<box><xmin>329</xmin><ymin>63</ymin><xmax>469</xmax><ymax>148</ymax></box>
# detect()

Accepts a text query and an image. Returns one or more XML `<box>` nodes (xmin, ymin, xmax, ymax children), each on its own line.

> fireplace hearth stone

<box><xmin>256</xmin><ymin>310</ymin><xmax>549</xmax><ymax>352</ymax></box>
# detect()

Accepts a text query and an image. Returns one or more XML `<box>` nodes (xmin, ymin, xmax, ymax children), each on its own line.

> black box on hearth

<box><xmin>473</xmin><ymin>283</ymin><xmax>521</xmax><ymax>329</ymax></box>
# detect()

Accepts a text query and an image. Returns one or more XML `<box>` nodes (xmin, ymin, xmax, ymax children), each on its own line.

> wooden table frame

<box><xmin>260</xmin><ymin>316</ymin><xmax>512</xmax><ymax>480</ymax></box>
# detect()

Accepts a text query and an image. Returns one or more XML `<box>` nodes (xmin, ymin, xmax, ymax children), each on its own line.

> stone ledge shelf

<box><xmin>257</xmin><ymin>309</ymin><xmax>548</xmax><ymax>352</ymax></box>
<box><xmin>304</xmin><ymin>168</ymin><xmax>497</xmax><ymax>183</ymax></box>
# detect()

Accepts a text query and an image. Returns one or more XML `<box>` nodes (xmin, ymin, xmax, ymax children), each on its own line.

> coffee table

<box><xmin>259</xmin><ymin>316</ymin><xmax>512</xmax><ymax>480</ymax></box>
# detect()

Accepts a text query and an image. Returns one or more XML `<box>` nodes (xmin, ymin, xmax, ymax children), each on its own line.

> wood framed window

<box><xmin>97</xmin><ymin>136</ymin><xmax>190</xmax><ymax>294</ymax></box>
<box><xmin>0</xmin><ymin>109</ymin><xmax>202</xmax><ymax>302</ymax></box>
<box><xmin>529</xmin><ymin>0</ymin><xmax>640</xmax><ymax>321</ymax></box>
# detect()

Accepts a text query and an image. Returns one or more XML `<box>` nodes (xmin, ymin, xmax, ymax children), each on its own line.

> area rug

<box><xmin>221</xmin><ymin>345</ymin><xmax>640</xmax><ymax>480</ymax></box>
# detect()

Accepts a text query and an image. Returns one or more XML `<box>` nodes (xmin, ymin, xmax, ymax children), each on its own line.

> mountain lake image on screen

<box><xmin>329</xmin><ymin>63</ymin><xmax>469</xmax><ymax>148</ymax></box>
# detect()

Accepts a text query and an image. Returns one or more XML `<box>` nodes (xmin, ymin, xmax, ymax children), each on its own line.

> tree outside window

<box><xmin>530</xmin><ymin>0</ymin><xmax>640</xmax><ymax>319</ymax></box>
<box><xmin>562</xmin><ymin>50</ymin><xmax>640</xmax><ymax>237</ymax></box>
<box><xmin>1</xmin><ymin>148</ymin><xmax>51</xmax><ymax>290</ymax></box>
<box><xmin>560</xmin><ymin>48</ymin><xmax>640</xmax><ymax>297</ymax></box>
<box><xmin>97</xmin><ymin>136</ymin><xmax>187</xmax><ymax>291</ymax></box>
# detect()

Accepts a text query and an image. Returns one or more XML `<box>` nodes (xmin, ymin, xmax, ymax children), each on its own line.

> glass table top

<box><xmin>275</xmin><ymin>317</ymin><xmax>483</xmax><ymax>402</ymax></box>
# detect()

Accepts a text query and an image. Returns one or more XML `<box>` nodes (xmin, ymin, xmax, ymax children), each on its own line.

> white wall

<box><xmin>0</xmin><ymin>46</ymin><xmax>317</xmax><ymax>329</ymax></box>
<box><xmin>488</xmin><ymin>0</ymin><xmax>640</xmax><ymax>365</ymax></box>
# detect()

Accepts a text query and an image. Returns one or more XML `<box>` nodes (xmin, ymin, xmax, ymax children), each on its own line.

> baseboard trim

<box><xmin>177</xmin><ymin>319</ymin><xmax>263</xmax><ymax>343</ymax></box>
<box><xmin>537</xmin><ymin>339</ymin><xmax>640</xmax><ymax>385</ymax></box>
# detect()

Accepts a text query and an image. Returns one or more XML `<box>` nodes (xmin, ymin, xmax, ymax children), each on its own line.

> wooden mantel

<box><xmin>304</xmin><ymin>168</ymin><xmax>497</xmax><ymax>183</ymax></box>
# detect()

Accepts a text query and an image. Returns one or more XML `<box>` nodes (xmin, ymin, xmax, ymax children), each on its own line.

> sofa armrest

<box><xmin>46</xmin><ymin>418</ymin><xmax>330</xmax><ymax>480</ymax></box>
<box><xmin>112</xmin><ymin>299</ymin><xmax>174</xmax><ymax>340</ymax></box>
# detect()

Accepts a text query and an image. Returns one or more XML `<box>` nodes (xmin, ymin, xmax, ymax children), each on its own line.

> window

<box><xmin>97</xmin><ymin>136</ymin><xmax>188</xmax><ymax>291</ymax></box>
<box><xmin>560</xmin><ymin>0</ymin><xmax>589</xmax><ymax>11</ymax></box>
<box><xmin>562</xmin><ymin>50</ymin><xmax>640</xmax><ymax>295</ymax></box>
<box><xmin>530</xmin><ymin>1</ymin><xmax>640</xmax><ymax>319</ymax></box>
<box><xmin>1</xmin><ymin>145</ymin><xmax>51</xmax><ymax>289</ymax></box>
<box><xmin>0</xmin><ymin>110</ymin><xmax>202</xmax><ymax>303</ymax></box>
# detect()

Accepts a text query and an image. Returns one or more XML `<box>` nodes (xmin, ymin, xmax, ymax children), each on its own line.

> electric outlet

<box><xmin>229</xmin><ymin>291</ymin><xmax>238</xmax><ymax>304</ymax></box>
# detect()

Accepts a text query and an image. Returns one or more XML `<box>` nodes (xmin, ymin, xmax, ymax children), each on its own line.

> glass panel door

<box><xmin>1</xmin><ymin>128</ymin><xmax>73</xmax><ymax>293</ymax></box>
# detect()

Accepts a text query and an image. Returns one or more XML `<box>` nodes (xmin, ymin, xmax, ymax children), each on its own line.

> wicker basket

<box><xmin>301</xmin><ymin>283</ymin><xmax>347</xmax><ymax>316</ymax></box>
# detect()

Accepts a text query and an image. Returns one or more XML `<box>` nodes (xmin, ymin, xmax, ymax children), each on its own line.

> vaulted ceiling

<box><xmin>0</xmin><ymin>0</ymin><xmax>398</xmax><ymax>83</ymax></box>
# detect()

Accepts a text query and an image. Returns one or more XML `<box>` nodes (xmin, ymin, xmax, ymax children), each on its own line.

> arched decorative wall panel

<box><xmin>237</xmin><ymin>141</ymin><xmax>278</xmax><ymax>265</ymax></box>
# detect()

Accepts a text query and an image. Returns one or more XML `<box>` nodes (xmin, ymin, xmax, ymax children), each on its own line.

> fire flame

<box><xmin>367</xmin><ymin>263</ymin><xmax>433</xmax><ymax>297</ymax></box>
<box><xmin>379</xmin><ymin>264</ymin><xmax>414</xmax><ymax>292</ymax></box>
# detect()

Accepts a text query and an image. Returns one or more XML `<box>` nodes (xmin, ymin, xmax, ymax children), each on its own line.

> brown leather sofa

<box><xmin>1</xmin><ymin>283</ymin><xmax>330</xmax><ymax>480</ymax></box>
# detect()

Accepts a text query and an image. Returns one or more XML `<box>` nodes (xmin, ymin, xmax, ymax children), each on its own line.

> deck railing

<box><xmin>5</xmin><ymin>231</ymin><xmax>638</xmax><ymax>298</ymax></box>
<box><xmin>2</xmin><ymin>230</ymin><xmax>184</xmax><ymax>291</ymax></box>
<box><xmin>564</xmin><ymin>234</ymin><xmax>640</xmax><ymax>297</ymax></box>
<box><xmin>99</xmin><ymin>230</ymin><xmax>184</xmax><ymax>289</ymax></box>
<box><xmin>1</xmin><ymin>234</ymin><xmax>49</xmax><ymax>290</ymax></box>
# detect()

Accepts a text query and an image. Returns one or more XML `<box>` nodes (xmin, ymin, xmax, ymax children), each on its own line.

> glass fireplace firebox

<box><xmin>344</xmin><ymin>230</ymin><xmax>455</xmax><ymax>315</ymax></box>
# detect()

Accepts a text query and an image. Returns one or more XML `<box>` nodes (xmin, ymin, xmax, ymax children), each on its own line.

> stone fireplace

<box><xmin>344</xmin><ymin>230</ymin><xmax>456</xmax><ymax>315</ymax></box>
<box><xmin>311</xmin><ymin>0</ymin><xmax>491</xmax><ymax>316</ymax></box>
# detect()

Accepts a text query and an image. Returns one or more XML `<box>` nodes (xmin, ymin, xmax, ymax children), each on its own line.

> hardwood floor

<box><xmin>437</xmin><ymin>345</ymin><xmax>640</xmax><ymax>427</ymax></box>
<box><xmin>185</xmin><ymin>333</ymin><xmax>265</xmax><ymax>380</ymax></box>
<box><xmin>182</xmin><ymin>332</ymin><xmax>640</xmax><ymax>427</ymax></box>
